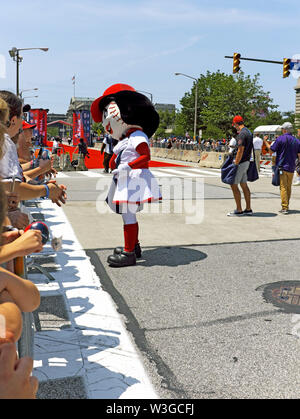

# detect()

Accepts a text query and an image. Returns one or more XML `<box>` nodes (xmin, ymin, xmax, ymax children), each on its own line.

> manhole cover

<box><xmin>260</xmin><ymin>281</ymin><xmax>300</xmax><ymax>314</ymax></box>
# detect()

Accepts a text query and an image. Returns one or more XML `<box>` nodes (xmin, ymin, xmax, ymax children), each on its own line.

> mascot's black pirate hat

<box><xmin>91</xmin><ymin>83</ymin><xmax>159</xmax><ymax>138</ymax></box>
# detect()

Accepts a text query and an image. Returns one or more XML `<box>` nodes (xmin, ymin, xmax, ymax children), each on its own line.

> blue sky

<box><xmin>1</xmin><ymin>0</ymin><xmax>300</xmax><ymax>115</ymax></box>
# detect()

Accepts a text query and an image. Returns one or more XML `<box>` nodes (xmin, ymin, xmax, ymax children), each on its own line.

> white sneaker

<box><xmin>293</xmin><ymin>181</ymin><xmax>300</xmax><ymax>186</ymax></box>
<box><xmin>227</xmin><ymin>210</ymin><xmax>245</xmax><ymax>217</ymax></box>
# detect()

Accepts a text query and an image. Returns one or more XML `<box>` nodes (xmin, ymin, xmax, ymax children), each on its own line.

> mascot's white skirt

<box><xmin>106</xmin><ymin>169</ymin><xmax>162</xmax><ymax>214</ymax></box>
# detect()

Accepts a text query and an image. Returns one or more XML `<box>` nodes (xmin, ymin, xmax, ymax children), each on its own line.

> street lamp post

<box><xmin>9</xmin><ymin>47</ymin><xmax>49</xmax><ymax>96</ymax></box>
<box><xmin>22</xmin><ymin>96</ymin><xmax>38</xmax><ymax>100</ymax></box>
<box><xmin>175</xmin><ymin>72</ymin><xmax>198</xmax><ymax>141</ymax></box>
<box><xmin>137</xmin><ymin>90</ymin><xmax>153</xmax><ymax>103</ymax></box>
<box><xmin>20</xmin><ymin>88</ymin><xmax>39</xmax><ymax>98</ymax></box>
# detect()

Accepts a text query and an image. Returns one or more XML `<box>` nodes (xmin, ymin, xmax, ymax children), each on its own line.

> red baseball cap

<box><xmin>91</xmin><ymin>83</ymin><xmax>136</xmax><ymax>123</ymax></box>
<box><xmin>22</xmin><ymin>120</ymin><xmax>36</xmax><ymax>130</ymax></box>
<box><xmin>232</xmin><ymin>115</ymin><xmax>244</xmax><ymax>126</ymax></box>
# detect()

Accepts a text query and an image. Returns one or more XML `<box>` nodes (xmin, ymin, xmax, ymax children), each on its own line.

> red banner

<box><xmin>28</xmin><ymin>109</ymin><xmax>48</xmax><ymax>145</ymax></box>
<box><xmin>73</xmin><ymin>111</ymin><xmax>84</xmax><ymax>146</ymax></box>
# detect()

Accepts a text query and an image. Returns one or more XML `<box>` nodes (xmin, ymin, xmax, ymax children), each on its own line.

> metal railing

<box><xmin>151</xmin><ymin>141</ymin><xmax>229</xmax><ymax>152</ymax></box>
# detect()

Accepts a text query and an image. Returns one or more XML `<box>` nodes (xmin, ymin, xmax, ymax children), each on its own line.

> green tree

<box><xmin>178</xmin><ymin>71</ymin><xmax>278</xmax><ymax>138</ymax></box>
<box><xmin>47</xmin><ymin>127</ymin><xmax>59</xmax><ymax>137</ymax></box>
<box><xmin>92</xmin><ymin>122</ymin><xmax>104</xmax><ymax>135</ymax></box>
<box><xmin>156</xmin><ymin>110</ymin><xmax>176</xmax><ymax>137</ymax></box>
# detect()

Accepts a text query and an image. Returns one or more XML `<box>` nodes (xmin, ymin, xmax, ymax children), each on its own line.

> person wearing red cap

<box><xmin>228</xmin><ymin>115</ymin><xmax>254</xmax><ymax>216</ymax></box>
<box><xmin>18</xmin><ymin>121</ymin><xmax>56</xmax><ymax>184</ymax></box>
<box><xmin>18</xmin><ymin>121</ymin><xmax>36</xmax><ymax>164</ymax></box>
<box><xmin>91</xmin><ymin>83</ymin><xmax>161</xmax><ymax>267</ymax></box>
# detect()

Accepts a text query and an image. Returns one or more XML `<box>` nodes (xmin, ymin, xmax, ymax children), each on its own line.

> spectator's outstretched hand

<box><xmin>0</xmin><ymin>343</ymin><xmax>38</xmax><ymax>399</ymax></box>
<box><xmin>1</xmin><ymin>230</ymin><xmax>20</xmax><ymax>245</ymax></box>
<box><xmin>39</xmin><ymin>159</ymin><xmax>51</xmax><ymax>172</ymax></box>
<box><xmin>47</xmin><ymin>181</ymin><xmax>67</xmax><ymax>207</ymax></box>
<box><xmin>11</xmin><ymin>229</ymin><xmax>43</xmax><ymax>258</ymax></box>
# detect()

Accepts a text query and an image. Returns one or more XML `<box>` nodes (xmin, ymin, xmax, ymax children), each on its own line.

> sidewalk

<box><xmin>26</xmin><ymin>199</ymin><xmax>158</xmax><ymax>399</ymax></box>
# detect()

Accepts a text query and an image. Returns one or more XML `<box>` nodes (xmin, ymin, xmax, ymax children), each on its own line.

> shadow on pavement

<box><xmin>251</xmin><ymin>212</ymin><xmax>278</xmax><ymax>218</ymax></box>
<box><xmin>136</xmin><ymin>246</ymin><xmax>207</xmax><ymax>267</ymax></box>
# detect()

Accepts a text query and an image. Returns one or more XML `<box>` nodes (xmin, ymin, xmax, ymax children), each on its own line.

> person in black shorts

<box><xmin>75</xmin><ymin>138</ymin><xmax>90</xmax><ymax>159</ymax></box>
<box><xmin>227</xmin><ymin>115</ymin><xmax>253</xmax><ymax>217</ymax></box>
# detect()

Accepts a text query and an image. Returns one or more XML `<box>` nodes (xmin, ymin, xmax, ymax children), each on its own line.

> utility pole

<box><xmin>175</xmin><ymin>72</ymin><xmax>199</xmax><ymax>140</ymax></box>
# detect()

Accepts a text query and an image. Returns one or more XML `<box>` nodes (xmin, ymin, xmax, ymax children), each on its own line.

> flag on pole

<box><xmin>72</xmin><ymin>75</ymin><xmax>76</xmax><ymax>98</ymax></box>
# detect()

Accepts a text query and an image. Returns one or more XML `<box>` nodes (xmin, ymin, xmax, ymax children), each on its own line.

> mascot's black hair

<box><xmin>99</xmin><ymin>90</ymin><xmax>159</xmax><ymax>138</ymax></box>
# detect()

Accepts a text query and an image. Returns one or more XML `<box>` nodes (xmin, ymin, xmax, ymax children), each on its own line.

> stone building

<box><xmin>294</xmin><ymin>77</ymin><xmax>300</xmax><ymax>135</ymax></box>
<box><xmin>66</xmin><ymin>97</ymin><xmax>95</xmax><ymax>124</ymax></box>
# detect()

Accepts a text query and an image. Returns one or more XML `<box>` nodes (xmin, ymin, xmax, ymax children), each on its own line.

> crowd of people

<box><xmin>153</xmin><ymin>136</ymin><xmax>231</xmax><ymax>152</ymax></box>
<box><xmin>0</xmin><ymin>90</ymin><xmax>67</xmax><ymax>398</ymax></box>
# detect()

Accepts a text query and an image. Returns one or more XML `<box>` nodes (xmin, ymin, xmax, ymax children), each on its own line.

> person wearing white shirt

<box><xmin>228</xmin><ymin>137</ymin><xmax>236</xmax><ymax>154</ymax></box>
<box><xmin>293</xmin><ymin>158</ymin><xmax>300</xmax><ymax>186</ymax></box>
<box><xmin>253</xmin><ymin>135</ymin><xmax>263</xmax><ymax>172</ymax></box>
<box><xmin>101</xmin><ymin>135</ymin><xmax>115</xmax><ymax>173</ymax></box>
<box><xmin>52</xmin><ymin>138</ymin><xmax>59</xmax><ymax>154</ymax></box>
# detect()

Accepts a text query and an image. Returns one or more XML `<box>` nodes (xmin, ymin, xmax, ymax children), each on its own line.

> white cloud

<box><xmin>113</xmin><ymin>35</ymin><xmax>203</xmax><ymax>74</ymax></box>
<box><xmin>69</xmin><ymin>1</ymin><xmax>298</xmax><ymax>27</ymax></box>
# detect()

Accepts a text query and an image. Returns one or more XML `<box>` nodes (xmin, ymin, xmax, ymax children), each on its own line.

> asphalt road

<box><xmin>60</xmin><ymin>165</ymin><xmax>300</xmax><ymax>399</ymax></box>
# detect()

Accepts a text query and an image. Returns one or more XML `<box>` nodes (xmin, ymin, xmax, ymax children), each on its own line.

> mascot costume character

<box><xmin>91</xmin><ymin>84</ymin><xmax>162</xmax><ymax>267</ymax></box>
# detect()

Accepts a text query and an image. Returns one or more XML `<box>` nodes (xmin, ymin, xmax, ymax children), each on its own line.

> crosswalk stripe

<box><xmin>153</xmin><ymin>167</ymin><xmax>218</xmax><ymax>177</ymax></box>
<box><xmin>184</xmin><ymin>168</ymin><xmax>220</xmax><ymax>177</ymax></box>
<box><xmin>55</xmin><ymin>172</ymin><xmax>70</xmax><ymax>178</ymax></box>
<box><xmin>150</xmin><ymin>169</ymin><xmax>176</xmax><ymax>178</ymax></box>
<box><xmin>78</xmin><ymin>171</ymin><xmax>106</xmax><ymax>178</ymax></box>
<box><xmin>54</xmin><ymin>167</ymin><xmax>275</xmax><ymax>180</ymax></box>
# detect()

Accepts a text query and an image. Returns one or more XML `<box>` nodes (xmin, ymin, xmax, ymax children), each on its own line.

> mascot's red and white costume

<box><xmin>91</xmin><ymin>84</ymin><xmax>161</xmax><ymax>267</ymax></box>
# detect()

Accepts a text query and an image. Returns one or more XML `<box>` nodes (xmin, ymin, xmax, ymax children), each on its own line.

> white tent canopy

<box><xmin>253</xmin><ymin>125</ymin><xmax>282</xmax><ymax>134</ymax></box>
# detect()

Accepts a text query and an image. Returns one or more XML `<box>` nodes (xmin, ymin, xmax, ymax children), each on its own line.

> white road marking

<box><xmin>78</xmin><ymin>171</ymin><xmax>107</xmax><ymax>178</ymax></box>
<box><xmin>55</xmin><ymin>167</ymin><xmax>273</xmax><ymax>181</ymax></box>
<box><xmin>183</xmin><ymin>168</ymin><xmax>220</xmax><ymax>177</ymax></box>
<box><xmin>150</xmin><ymin>169</ymin><xmax>176</xmax><ymax>178</ymax></box>
<box><xmin>55</xmin><ymin>172</ymin><xmax>70</xmax><ymax>178</ymax></box>
<box><xmin>153</xmin><ymin>167</ymin><xmax>218</xmax><ymax>177</ymax></box>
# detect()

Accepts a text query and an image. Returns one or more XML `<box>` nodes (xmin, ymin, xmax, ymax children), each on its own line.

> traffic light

<box><xmin>283</xmin><ymin>58</ymin><xmax>291</xmax><ymax>78</ymax></box>
<box><xmin>233</xmin><ymin>53</ymin><xmax>241</xmax><ymax>74</ymax></box>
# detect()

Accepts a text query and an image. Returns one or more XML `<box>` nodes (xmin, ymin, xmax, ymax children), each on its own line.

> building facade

<box><xmin>294</xmin><ymin>77</ymin><xmax>300</xmax><ymax>135</ymax></box>
<box><xmin>66</xmin><ymin>97</ymin><xmax>95</xmax><ymax>124</ymax></box>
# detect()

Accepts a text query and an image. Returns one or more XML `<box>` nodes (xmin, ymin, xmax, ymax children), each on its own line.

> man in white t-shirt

<box><xmin>253</xmin><ymin>135</ymin><xmax>263</xmax><ymax>172</ymax></box>
<box><xmin>101</xmin><ymin>134</ymin><xmax>115</xmax><ymax>173</ymax></box>
<box><xmin>52</xmin><ymin>138</ymin><xmax>59</xmax><ymax>154</ymax></box>
<box><xmin>228</xmin><ymin>137</ymin><xmax>236</xmax><ymax>154</ymax></box>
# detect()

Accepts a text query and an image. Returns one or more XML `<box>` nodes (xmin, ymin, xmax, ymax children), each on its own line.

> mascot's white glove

<box><xmin>112</xmin><ymin>163</ymin><xmax>131</xmax><ymax>179</ymax></box>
